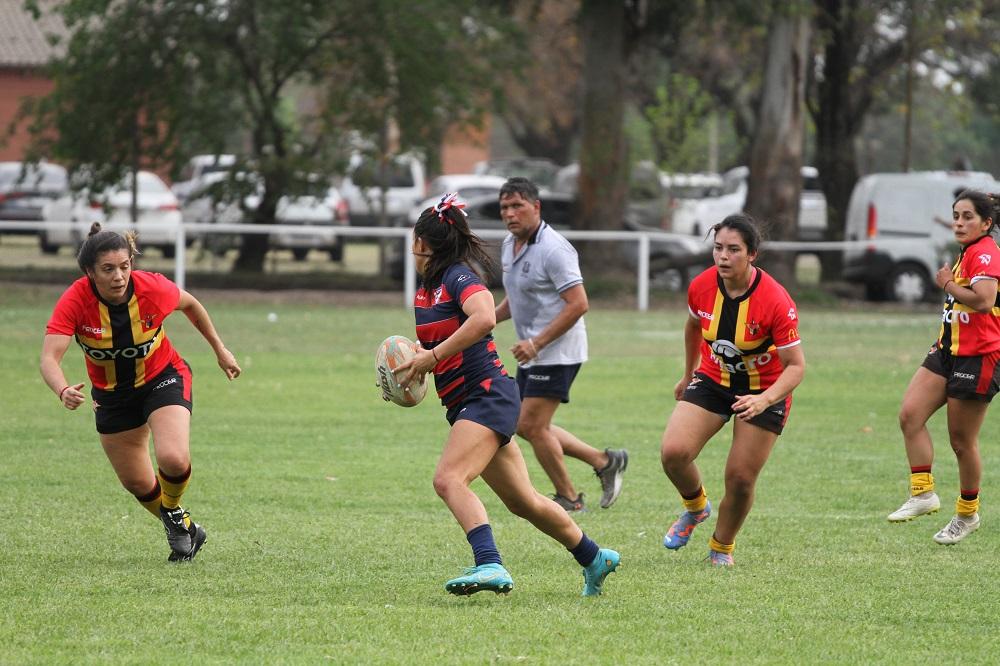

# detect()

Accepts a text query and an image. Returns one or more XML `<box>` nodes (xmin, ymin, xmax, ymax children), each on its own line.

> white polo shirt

<box><xmin>501</xmin><ymin>221</ymin><xmax>588</xmax><ymax>368</ymax></box>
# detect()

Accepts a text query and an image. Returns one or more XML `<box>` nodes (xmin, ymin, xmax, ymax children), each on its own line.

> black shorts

<box><xmin>93</xmin><ymin>361</ymin><xmax>193</xmax><ymax>434</ymax></box>
<box><xmin>680</xmin><ymin>371</ymin><xmax>791</xmax><ymax>435</ymax></box>
<box><xmin>446</xmin><ymin>375</ymin><xmax>520</xmax><ymax>446</ymax></box>
<box><xmin>921</xmin><ymin>345</ymin><xmax>1000</xmax><ymax>402</ymax></box>
<box><xmin>516</xmin><ymin>363</ymin><xmax>582</xmax><ymax>403</ymax></box>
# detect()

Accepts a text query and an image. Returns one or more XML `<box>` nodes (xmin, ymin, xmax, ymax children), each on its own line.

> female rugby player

<box><xmin>659</xmin><ymin>213</ymin><xmax>805</xmax><ymax>566</ymax></box>
<box><xmin>396</xmin><ymin>194</ymin><xmax>620</xmax><ymax>596</ymax></box>
<box><xmin>888</xmin><ymin>190</ymin><xmax>1000</xmax><ymax>545</ymax></box>
<box><xmin>40</xmin><ymin>224</ymin><xmax>241</xmax><ymax>561</ymax></box>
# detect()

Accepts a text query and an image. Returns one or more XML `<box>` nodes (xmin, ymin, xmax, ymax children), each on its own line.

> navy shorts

<box><xmin>93</xmin><ymin>361</ymin><xmax>193</xmax><ymax>434</ymax></box>
<box><xmin>680</xmin><ymin>372</ymin><xmax>791</xmax><ymax>435</ymax></box>
<box><xmin>921</xmin><ymin>345</ymin><xmax>1000</xmax><ymax>402</ymax></box>
<box><xmin>446</xmin><ymin>374</ymin><xmax>521</xmax><ymax>446</ymax></box>
<box><xmin>516</xmin><ymin>363</ymin><xmax>582</xmax><ymax>403</ymax></box>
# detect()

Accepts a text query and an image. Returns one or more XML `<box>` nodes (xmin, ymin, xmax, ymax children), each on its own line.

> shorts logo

<box><xmin>154</xmin><ymin>376</ymin><xmax>178</xmax><ymax>390</ymax></box>
<box><xmin>953</xmin><ymin>372</ymin><xmax>976</xmax><ymax>380</ymax></box>
<box><xmin>528</xmin><ymin>374</ymin><xmax>551</xmax><ymax>381</ymax></box>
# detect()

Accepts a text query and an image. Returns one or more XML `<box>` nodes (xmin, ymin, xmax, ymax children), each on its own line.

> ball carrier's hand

<box><xmin>397</xmin><ymin>344</ymin><xmax>435</xmax><ymax>393</ymax></box>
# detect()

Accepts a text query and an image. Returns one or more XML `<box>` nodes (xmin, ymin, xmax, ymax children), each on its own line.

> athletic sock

<box><xmin>682</xmin><ymin>486</ymin><xmax>708</xmax><ymax>513</ymax></box>
<box><xmin>157</xmin><ymin>466</ymin><xmax>192</xmax><ymax>528</ymax></box>
<box><xmin>709</xmin><ymin>535</ymin><xmax>735</xmax><ymax>554</ymax></box>
<box><xmin>957</xmin><ymin>490</ymin><xmax>979</xmax><ymax>517</ymax></box>
<box><xmin>134</xmin><ymin>480</ymin><xmax>162</xmax><ymax>518</ymax></box>
<box><xmin>909</xmin><ymin>468</ymin><xmax>934</xmax><ymax>495</ymax></box>
<box><xmin>569</xmin><ymin>533</ymin><xmax>600</xmax><ymax>567</ymax></box>
<box><xmin>466</xmin><ymin>524</ymin><xmax>502</xmax><ymax>567</ymax></box>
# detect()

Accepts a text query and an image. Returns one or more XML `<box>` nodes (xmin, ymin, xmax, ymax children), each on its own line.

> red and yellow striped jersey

<box><xmin>46</xmin><ymin>271</ymin><xmax>182</xmax><ymax>391</ymax></box>
<box><xmin>937</xmin><ymin>234</ymin><xmax>1000</xmax><ymax>356</ymax></box>
<box><xmin>688</xmin><ymin>266</ymin><xmax>801</xmax><ymax>392</ymax></box>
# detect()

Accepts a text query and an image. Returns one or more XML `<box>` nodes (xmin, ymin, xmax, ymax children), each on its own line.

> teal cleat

<box><xmin>445</xmin><ymin>563</ymin><xmax>514</xmax><ymax>596</ymax></box>
<box><xmin>582</xmin><ymin>548</ymin><xmax>620</xmax><ymax>596</ymax></box>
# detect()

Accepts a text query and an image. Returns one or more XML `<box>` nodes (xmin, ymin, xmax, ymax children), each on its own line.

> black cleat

<box><xmin>160</xmin><ymin>506</ymin><xmax>206</xmax><ymax>562</ymax></box>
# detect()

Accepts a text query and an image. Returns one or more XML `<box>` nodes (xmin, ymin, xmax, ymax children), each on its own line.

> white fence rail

<box><xmin>2</xmin><ymin>219</ymin><xmax>898</xmax><ymax>310</ymax></box>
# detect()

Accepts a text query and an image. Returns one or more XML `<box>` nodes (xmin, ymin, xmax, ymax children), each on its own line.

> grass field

<box><xmin>2</xmin><ymin>282</ymin><xmax>997</xmax><ymax>664</ymax></box>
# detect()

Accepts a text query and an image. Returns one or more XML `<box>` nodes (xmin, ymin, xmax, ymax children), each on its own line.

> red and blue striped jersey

<box><xmin>415</xmin><ymin>263</ymin><xmax>509</xmax><ymax>407</ymax></box>
<box><xmin>46</xmin><ymin>270</ymin><xmax>182</xmax><ymax>392</ymax></box>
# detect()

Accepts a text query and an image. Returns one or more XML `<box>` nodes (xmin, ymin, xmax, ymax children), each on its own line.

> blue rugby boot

<box><xmin>445</xmin><ymin>563</ymin><xmax>514</xmax><ymax>596</ymax></box>
<box><xmin>582</xmin><ymin>548</ymin><xmax>620</xmax><ymax>596</ymax></box>
<box><xmin>663</xmin><ymin>500</ymin><xmax>711</xmax><ymax>550</ymax></box>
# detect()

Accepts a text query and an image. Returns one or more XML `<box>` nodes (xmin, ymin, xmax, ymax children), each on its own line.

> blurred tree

<box><xmin>642</xmin><ymin>72</ymin><xmax>716</xmax><ymax>173</ymax></box>
<box><xmin>744</xmin><ymin>1</ymin><xmax>811</xmax><ymax>289</ymax></box>
<box><xmin>18</xmin><ymin>0</ymin><xmax>514</xmax><ymax>273</ymax></box>
<box><xmin>496</xmin><ymin>0</ymin><xmax>581</xmax><ymax>165</ymax></box>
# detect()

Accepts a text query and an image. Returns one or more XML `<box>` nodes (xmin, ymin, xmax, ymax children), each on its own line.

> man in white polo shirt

<box><xmin>494</xmin><ymin>177</ymin><xmax>628</xmax><ymax>512</ymax></box>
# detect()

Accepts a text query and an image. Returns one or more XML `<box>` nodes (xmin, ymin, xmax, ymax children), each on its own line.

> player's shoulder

<box><xmin>56</xmin><ymin>276</ymin><xmax>93</xmax><ymax>306</ymax></box>
<box><xmin>689</xmin><ymin>266</ymin><xmax>718</xmax><ymax>292</ymax></box>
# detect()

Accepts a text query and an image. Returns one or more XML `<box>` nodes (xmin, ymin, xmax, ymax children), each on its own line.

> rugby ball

<box><xmin>375</xmin><ymin>335</ymin><xmax>428</xmax><ymax>407</ymax></box>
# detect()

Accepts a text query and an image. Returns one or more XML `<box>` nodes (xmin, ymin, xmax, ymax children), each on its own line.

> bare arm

<box><xmin>937</xmin><ymin>264</ymin><xmax>997</xmax><ymax>313</ymax></box>
<box><xmin>495</xmin><ymin>296</ymin><xmax>511</xmax><ymax>324</ymax></box>
<box><xmin>398</xmin><ymin>289</ymin><xmax>497</xmax><ymax>386</ymax></box>
<box><xmin>732</xmin><ymin>344</ymin><xmax>806</xmax><ymax>420</ymax></box>
<box><xmin>673</xmin><ymin>314</ymin><xmax>704</xmax><ymax>400</ymax></box>
<box><xmin>40</xmin><ymin>334</ymin><xmax>86</xmax><ymax>410</ymax></box>
<box><xmin>177</xmin><ymin>290</ymin><xmax>241</xmax><ymax>379</ymax></box>
<box><xmin>510</xmin><ymin>283</ymin><xmax>588</xmax><ymax>364</ymax></box>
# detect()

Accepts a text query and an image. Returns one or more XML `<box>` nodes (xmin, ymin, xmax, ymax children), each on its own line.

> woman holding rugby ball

<box><xmin>396</xmin><ymin>193</ymin><xmax>620</xmax><ymax>597</ymax></box>
<box><xmin>659</xmin><ymin>213</ymin><xmax>805</xmax><ymax>566</ymax></box>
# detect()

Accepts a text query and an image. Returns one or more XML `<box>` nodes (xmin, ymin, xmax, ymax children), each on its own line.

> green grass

<box><xmin>2</xmin><ymin>283</ymin><xmax>997</xmax><ymax>664</ymax></box>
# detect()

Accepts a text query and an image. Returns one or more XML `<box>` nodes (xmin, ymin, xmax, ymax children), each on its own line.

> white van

<box><xmin>842</xmin><ymin>171</ymin><xmax>1000</xmax><ymax>303</ymax></box>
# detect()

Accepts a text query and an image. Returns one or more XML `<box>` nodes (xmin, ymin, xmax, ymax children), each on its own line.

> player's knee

<box><xmin>432</xmin><ymin>472</ymin><xmax>462</xmax><ymax>500</ymax></box>
<box><xmin>660</xmin><ymin>445</ymin><xmax>692</xmax><ymax>471</ymax></box>
<box><xmin>515</xmin><ymin>418</ymin><xmax>544</xmax><ymax>442</ymax></box>
<box><xmin>898</xmin><ymin>406</ymin><xmax>923</xmax><ymax>435</ymax></box>
<box><xmin>155</xmin><ymin>452</ymin><xmax>190</xmax><ymax>477</ymax></box>
<box><xmin>725</xmin><ymin>472</ymin><xmax>757</xmax><ymax>499</ymax></box>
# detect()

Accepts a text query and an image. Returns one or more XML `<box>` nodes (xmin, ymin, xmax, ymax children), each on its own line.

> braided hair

<box><xmin>413</xmin><ymin>193</ymin><xmax>495</xmax><ymax>287</ymax></box>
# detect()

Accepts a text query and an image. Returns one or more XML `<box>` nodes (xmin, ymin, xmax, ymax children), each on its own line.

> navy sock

<box><xmin>569</xmin><ymin>533</ymin><xmax>600</xmax><ymax>567</ymax></box>
<box><xmin>467</xmin><ymin>524</ymin><xmax>502</xmax><ymax>566</ymax></box>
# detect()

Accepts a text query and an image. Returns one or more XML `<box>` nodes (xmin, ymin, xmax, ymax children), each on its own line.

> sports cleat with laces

<box><xmin>933</xmin><ymin>513</ymin><xmax>980</xmax><ymax>545</ymax></box>
<box><xmin>706</xmin><ymin>549</ymin><xmax>734</xmax><ymax>567</ymax></box>
<box><xmin>663</xmin><ymin>500</ymin><xmax>712</xmax><ymax>550</ymax></box>
<box><xmin>595</xmin><ymin>449</ymin><xmax>629</xmax><ymax>509</ymax></box>
<box><xmin>887</xmin><ymin>492</ymin><xmax>940</xmax><ymax>522</ymax></box>
<box><xmin>582</xmin><ymin>548</ymin><xmax>620</xmax><ymax>596</ymax></box>
<box><xmin>160</xmin><ymin>506</ymin><xmax>207</xmax><ymax>562</ymax></box>
<box><xmin>552</xmin><ymin>492</ymin><xmax>585</xmax><ymax>513</ymax></box>
<box><xmin>445</xmin><ymin>563</ymin><xmax>514</xmax><ymax>596</ymax></box>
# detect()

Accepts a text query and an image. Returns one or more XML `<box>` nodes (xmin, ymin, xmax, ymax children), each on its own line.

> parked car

<box><xmin>182</xmin><ymin>174</ymin><xmax>349</xmax><ymax>261</ymax></box>
<box><xmin>41</xmin><ymin>170</ymin><xmax>182</xmax><ymax>256</ymax></box>
<box><xmin>388</xmin><ymin>191</ymin><xmax>709</xmax><ymax>289</ymax></box>
<box><xmin>473</xmin><ymin>157</ymin><xmax>561</xmax><ymax>193</ymax></box>
<box><xmin>671</xmin><ymin>165</ymin><xmax>827</xmax><ymax>240</ymax></box>
<box><xmin>843</xmin><ymin>170</ymin><xmax>1000</xmax><ymax>303</ymax></box>
<box><xmin>0</xmin><ymin>161</ymin><xmax>68</xmax><ymax>228</ymax></box>
<box><xmin>171</xmin><ymin>154</ymin><xmax>237</xmax><ymax>204</ymax></box>
<box><xmin>339</xmin><ymin>152</ymin><xmax>426</xmax><ymax>227</ymax></box>
<box><xmin>408</xmin><ymin>173</ymin><xmax>509</xmax><ymax>224</ymax></box>
<box><xmin>552</xmin><ymin>161</ymin><xmax>671</xmax><ymax>230</ymax></box>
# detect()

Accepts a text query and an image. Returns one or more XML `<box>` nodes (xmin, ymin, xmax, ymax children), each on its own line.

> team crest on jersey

<box><xmin>746</xmin><ymin>320</ymin><xmax>760</xmax><ymax>336</ymax></box>
<box><xmin>143</xmin><ymin>313</ymin><xmax>157</xmax><ymax>330</ymax></box>
<box><xmin>979</xmin><ymin>253</ymin><xmax>992</xmax><ymax>265</ymax></box>
<box><xmin>433</xmin><ymin>286</ymin><xmax>444</xmax><ymax>305</ymax></box>
<box><xmin>521</xmin><ymin>261</ymin><xmax>532</xmax><ymax>274</ymax></box>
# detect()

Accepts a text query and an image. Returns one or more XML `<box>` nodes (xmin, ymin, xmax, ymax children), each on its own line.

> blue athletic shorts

<box><xmin>446</xmin><ymin>374</ymin><xmax>520</xmax><ymax>446</ymax></box>
<box><xmin>921</xmin><ymin>345</ymin><xmax>1000</xmax><ymax>402</ymax></box>
<box><xmin>680</xmin><ymin>371</ymin><xmax>791</xmax><ymax>435</ymax></box>
<box><xmin>516</xmin><ymin>363</ymin><xmax>582</xmax><ymax>403</ymax></box>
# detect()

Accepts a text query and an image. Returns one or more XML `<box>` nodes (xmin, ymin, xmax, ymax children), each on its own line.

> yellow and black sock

<box><xmin>681</xmin><ymin>486</ymin><xmax>708</xmax><ymax>514</ymax></box>
<box><xmin>709</xmin><ymin>535</ymin><xmax>735</xmax><ymax>554</ymax></box>
<box><xmin>957</xmin><ymin>489</ymin><xmax>979</xmax><ymax>517</ymax></box>
<box><xmin>909</xmin><ymin>466</ymin><xmax>934</xmax><ymax>496</ymax></box>
<box><xmin>134</xmin><ymin>480</ymin><xmax>161</xmax><ymax>518</ymax></box>
<box><xmin>157</xmin><ymin>466</ymin><xmax>192</xmax><ymax>528</ymax></box>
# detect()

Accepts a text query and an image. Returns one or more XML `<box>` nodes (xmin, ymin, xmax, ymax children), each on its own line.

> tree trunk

<box><xmin>576</xmin><ymin>0</ymin><xmax>628</xmax><ymax>273</ymax></box>
<box><xmin>744</xmin><ymin>6</ymin><xmax>811</xmax><ymax>289</ymax></box>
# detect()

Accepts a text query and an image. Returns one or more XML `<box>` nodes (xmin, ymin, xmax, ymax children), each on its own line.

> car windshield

<box><xmin>481</xmin><ymin>160</ymin><xmax>558</xmax><ymax>189</ymax></box>
<box><xmin>0</xmin><ymin>163</ymin><xmax>67</xmax><ymax>191</ymax></box>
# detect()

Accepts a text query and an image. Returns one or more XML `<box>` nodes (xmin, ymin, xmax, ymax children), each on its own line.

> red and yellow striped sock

<box><xmin>682</xmin><ymin>486</ymin><xmax>708</xmax><ymax>513</ymax></box>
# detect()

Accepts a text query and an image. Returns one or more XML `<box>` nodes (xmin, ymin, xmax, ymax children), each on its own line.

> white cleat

<box><xmin>887</xmin><ymin>492</ymin><xmax>941</xmax><ymax>522</ymax></box>
<box><xmin>933</xmin><ymin>513</ymin><xmax>980</xmax><ymax>545</ymax></box>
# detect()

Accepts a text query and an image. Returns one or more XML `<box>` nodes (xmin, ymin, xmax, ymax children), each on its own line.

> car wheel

<box><xmin>328</xmin><ymin>242</ymin><xmax>344</xmax><ymax>262</ymax></box>
<box><xmin>888</xmin><ymin>263</ymin><xmax>930</xmax><ymax>304</ymax></box>
<box><xmin>292</xmin><ymin>248</ymin><xmax>309</xmax><ymax>261</ymax></box>
<box><xmin>650</xmin><ymin>267</ymin><xmax>685</xmax><ymax>291</ymax></box>
<box><xmin>38</xmin><ymin>233</ymin><xmax>59</xmax><ymax>255</ymax></box>
<box><xmin>162</xmin><ymin>245</ymin><xmax>176</xmax><ymax>259</ymax></box>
